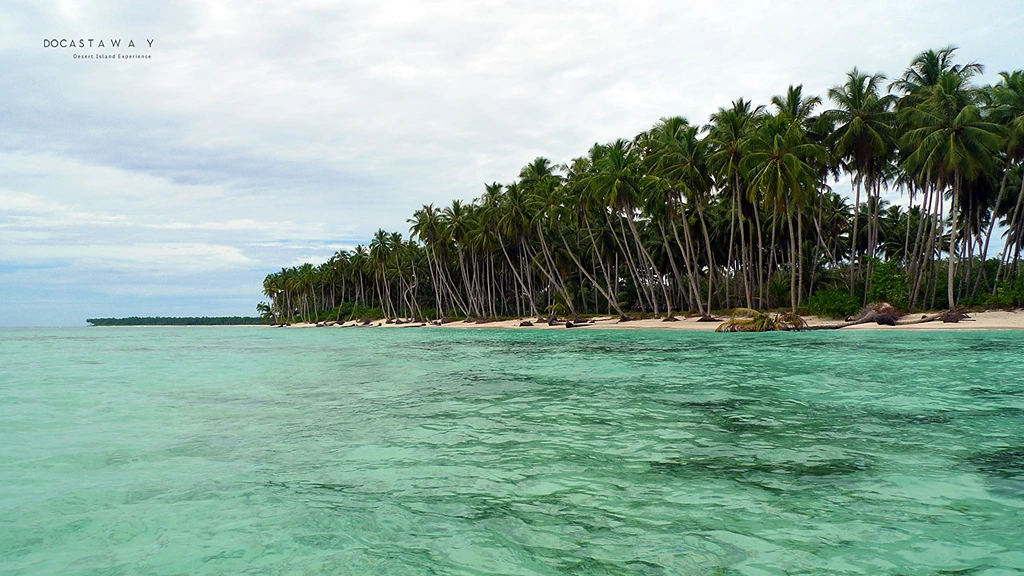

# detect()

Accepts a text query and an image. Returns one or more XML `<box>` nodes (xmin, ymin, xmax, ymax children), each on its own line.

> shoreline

<box><xmin>276</xmin><ymin>309</ymin><xmax>1024</xmax><ymax>331</ymax></box>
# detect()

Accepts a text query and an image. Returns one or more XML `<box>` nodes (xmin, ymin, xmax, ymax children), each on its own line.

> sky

<box><xmin>1</xmin><ymin>0</ymin><xmax>1022</xmax><ymax>326</ymax></box>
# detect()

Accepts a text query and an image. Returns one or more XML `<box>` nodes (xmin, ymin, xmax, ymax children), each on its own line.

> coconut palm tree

<box><xmin>707</xmin><ymin>99</ymin><xmax>764</xmax><ymax>307</ymax></box>
<box><xmin>901</xmin><ymin>70</ymin><xmax>1005</xmax><ymax>310</ymax></box>
<box><xmin>825</xmin><ymin>69</ymin><xmax>897</xmax><ymax>296</ymax></box>
<box><xmin>742</xmin><ymin>113</ymin><xmax>827</xmax><ymax>311</ymax></box>
<box><xmin>990</xmin><ymin>71</ymin><xmax>1024</xmax><ymax>285</ymax></box>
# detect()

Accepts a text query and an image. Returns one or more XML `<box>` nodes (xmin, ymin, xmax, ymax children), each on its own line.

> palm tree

<box><xmin>645</xmin><ymin>117</ymin><xmax>716</xmax><ymax>314</ymax></box>
<box><xmin>707</xmin><ymin>99</ymin><xmax>764</xmax><ymax>307</ymax></box>
<box><xmin>586</xmin><ymin>140</ymin><xmax>670</xmax><ymax>315</ymax></box>
<box><xmin>891</xmin><ymin>45</ymin><xmax>984</xmax><ymax>102</ymax></box>
<box><xmin>901</xmin><ymin>70</ymin><xmax>1005</xmax><ymax>309</ymax></box>
<box><xmin>990</xmin><ymin>71</ymin><xmax>1024</xmax><ymax>285</ymax></box>
<box><xmin>825</xmin><ymin>69</ymin><xmax>897</xmax><ymax>296</ymax></box>
<box><xmin>742</xmin><ymin>113</ymin><xmax>826</xmax><ymax>311</ymax></box>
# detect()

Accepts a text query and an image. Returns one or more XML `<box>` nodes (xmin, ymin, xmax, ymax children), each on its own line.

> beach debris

<box><xmin>716</xmin><ymin>308</ymin><xmax>808</xmax><ymax>332</ymax></box>
<box><xmin>806</xmin><ymin>302</ymin><xmax>917</xmax><ymax>330</ymax></box>
<box><xmin>519</xmin><ymin>320</ymin><xmax>533</xmax><ymax>327</ymax></box>
<box><xmin>941</xmin><ymin>310</ymin><xmax>971</xmax><ymax>323</ymax></box>
<box><xmin>696</xmin><ymin>315</ymin><xmax>722</xmax><ymax>322</ymax></box>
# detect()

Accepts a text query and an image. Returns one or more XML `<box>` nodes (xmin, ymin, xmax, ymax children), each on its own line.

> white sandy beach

<box><xmin>281</xmin><ymin>309</ymin><xmax>1024</xmax><ymax>331</ymax></box>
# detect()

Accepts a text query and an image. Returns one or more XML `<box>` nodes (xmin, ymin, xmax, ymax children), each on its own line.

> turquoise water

<box><xmin>1</xmin><ymin>328</ymin><xmax>1023</xmax><ymax>575</ymax></box>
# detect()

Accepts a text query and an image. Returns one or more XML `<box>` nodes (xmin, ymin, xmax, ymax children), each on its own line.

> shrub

<box><xmin>984</xmin><ymin>281</ymin><xmax>1024</xmax><ymax>309</ymax></box>
<box><xmin>807</xmin><ymin>288</ymin><xmax>861</xmax><ymax>319</ymax></box>
<box><xmin>866</xmin><ymin>259</ymin><xmax>909</xmax><ymax>309</ymax></box>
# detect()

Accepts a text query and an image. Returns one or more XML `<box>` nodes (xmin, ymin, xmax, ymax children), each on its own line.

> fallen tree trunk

<box><xmin>803</xmin><ymin>311</ymin><xmax>944</xmax><ymax>330</ymax></box>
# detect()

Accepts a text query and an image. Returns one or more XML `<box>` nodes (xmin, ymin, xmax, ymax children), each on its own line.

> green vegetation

<box><xmin>807</xmin><ymin>289</ymin><xmax>862</xmax><ymax>319</ymax></box>
<box><xmin>87</xmin><ymin>317</ymin><xmax>264</xmax><ymax>326</ymax></box>
<box><xmin>866</xmin><ymin>259</ymin><xmax>910</xmax><ymax>309</ymax></box>
<box><xmin>260</xmin><ymin>46</ymin><xmax>1024</xmax><ymax>323</ymax></box>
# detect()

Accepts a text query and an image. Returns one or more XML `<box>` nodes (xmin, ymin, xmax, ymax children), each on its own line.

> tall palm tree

<box><xmin>902</xmin><ymin>70</ymin><xmax>1005</xmax><ymax>309</ymax></box>
<box><xmin>707</xmin><ymin>99</ymin><xmax>764</xmax><ymax>306</ymax></box>
<box><xmin>990</xmin><ymin>71</ymin><xmax>1024</xmax><ymax>285</ymax></box>
<box><xmin>645</xmin><ymin>117</ymin><xmax>715</xmax><ymax>314</ymax></box>
<box><xmin>742</xmin><ymin>113</ymin><xmax>827</xmax><ymax>311</ymax></box>
<box><xmin>825</xmin><ymin>69</ymin><xmax>897</xmax><ymax>296</ymax></box>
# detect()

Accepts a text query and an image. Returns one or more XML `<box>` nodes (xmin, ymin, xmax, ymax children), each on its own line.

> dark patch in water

<box><xmin>650</xmin><ymin>455</ymin><xmax>869</xmax><ymax>480</ymax></box>
<box><xmin>672</xmin><ymin>399</ymin><xmax>746</xmax><ymax>413</ymax></box>
<box><xmin>561</xmin><ymin>556</ymin><xmax>664</xmax><ymax>575</ymax></box>
<box><xmin>878</xmin><ymin>411</ymin><xmax>954</xmax><ymax>426</ymax></box>
<box><xmin>470</xmin><ymin>498</ymin><xmax>518</xmax><ymax>521</ymax></box>
<box><xmin>308</xmin><ymin>482</ymin><xmax>351</xmax><ymax>492</ymax></box>
<box><xmin>966</xmin><ymin>386</ymin><xmax>1023</xmax><ymax>397</ymax></box>
<box><xmin>932</xmin><ymin>567</ymin><xmax>988</xmax><ymax>575</ymax></box>
<box><xmin>966</xmin><ymin>448</ymin><xmax>1024</xmax><ymax>478</ymax></box>
<box><xmin>202</xmin><ymin>549</ymin><xmax>245</xmax><ymax>562</ymax></box>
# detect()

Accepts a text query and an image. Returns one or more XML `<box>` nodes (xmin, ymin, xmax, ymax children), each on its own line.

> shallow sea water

<box><xmin>1</xmin><ymin>327</ymin><xmax>1023</xmax><ymax>575</ymax></box>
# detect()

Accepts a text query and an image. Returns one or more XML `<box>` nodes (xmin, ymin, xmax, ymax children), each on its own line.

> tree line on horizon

<box><xmin>86</xmin><ymin>317</ymin><xmax>264</xmax><ymax>326</ymax></box>
<box><xmin>259</xmin><ymin>46</ymin><xmax>1024</xmax><ymax>324</ymax></box>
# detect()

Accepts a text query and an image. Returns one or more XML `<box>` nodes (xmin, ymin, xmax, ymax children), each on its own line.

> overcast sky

<box><xmin>1</xmin><ymin>1</ymin><xmax>1022</xmax><ymax>325</ymax></box>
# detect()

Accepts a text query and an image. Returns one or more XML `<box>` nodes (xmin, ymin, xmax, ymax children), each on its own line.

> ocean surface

<box><xmin>1</xmin><ymin>327</ymin><xmax>1023</xmax><ymax>575</ymax></box>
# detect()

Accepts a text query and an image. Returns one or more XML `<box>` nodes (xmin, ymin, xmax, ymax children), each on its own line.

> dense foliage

<box><xmin>260</xmin><ymin>47</ymin><xmax>1024</xmax><ymax>323</ymax></box>
<box><xmin>87</xmin><ymin>317</ymin><xmax>265</xmax><ymax>326</ymax></box>
<box><xmin>806</xmin><ymin>289</ymin><xmax>862</xmax><ymax>319</ymax></box>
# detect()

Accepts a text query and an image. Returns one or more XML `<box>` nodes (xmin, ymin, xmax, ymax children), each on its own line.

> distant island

<box><xmin>87</xmin><ymin>317</ymin><xmax>265</xmax><ymax>326</ymax></box>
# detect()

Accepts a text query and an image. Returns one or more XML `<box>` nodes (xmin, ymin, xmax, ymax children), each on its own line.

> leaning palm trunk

<box><xmin>668</xmin><ymin>211</ymin><xmax>705</xmax><ymax>315</ymax></box>
<box><xmin>604</xmin><ymin>210</ymin><xmax>654</xmax><ymax>313</ymax></box>
<box><xmin>948</xmin><ymin>172</ymin><xmax>960</xmax><ymax>311</ymax></box>
<box><xmin>534</xmin><ymin>221</ymin><xmax>577</xmax><ymax>318</ymax></box>
<box><xmin>558</xmin><ymin>231</ymin><xmax>626</xmax><ymax>318</ymax></box>
<box><xmin>694</xmin><ymin>202</ymin><xmax>716</xmax><ymax>314</ymax></box>
<box><xmin>675</xmin><ymin>206</ymin><xmax>706</xmax><ymax>316</ymax></box>
<box><xmin>582</xmin><ymin>213</ymin><xmax>623</xmax><ymax>317</ymax></box>
<box><xmin>849</xmin><ymin>176</ymin><xmax>862</xmax><ymax>296</ymax></box>
<box><xmin>625</xmin><ymin>212</ymin><xmax>672</xmax><ymax>316</ymax></box>
<box><xmin>737</xmin><ymin>182</ymin><xmax>752</xmax><ymax>308</ymax></box>
<box><xmin>786</xmin><ymin>204</ymin><xmax>799</xmax><ymax>313</ymax></box>
<box><xmin>753</xmin><ymin>203</ymin><xmax>766</xmax><ymax>307</ymax></box>
<box><xmin>995</xmin><ymin>176</ymin><xmax>1024</xmax><ymax>287</ymax></box>
<box><xmin>497</xmin><ymin>233</ymin><xmax>538</xmax><ymax>318</ymax></box>
<box><xmin>656</xmin><ymin>220</ymin><xmax>685</xmax><ymax>313</ymax></box>
<box><xmin>725</xmin><ymin>185</ymin><xmax>738</xmax><ymax>308</ymax></box>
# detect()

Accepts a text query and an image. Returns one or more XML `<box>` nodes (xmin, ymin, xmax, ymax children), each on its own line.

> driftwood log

<box><xmin>803</xmin><ymin>304</ymin><xmax>967</xmax><ymax>330</ymax></box>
